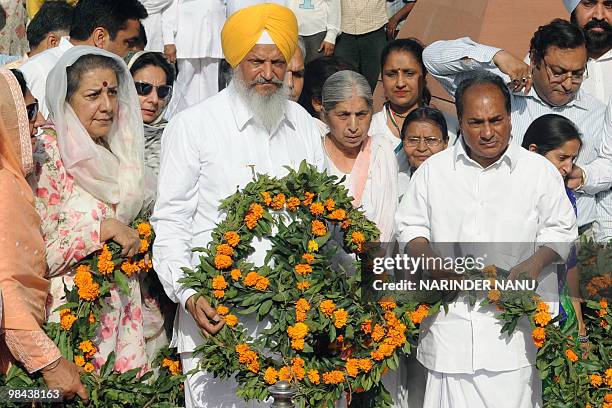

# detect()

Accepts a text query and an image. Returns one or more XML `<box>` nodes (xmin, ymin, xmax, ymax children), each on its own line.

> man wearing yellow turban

<box><xmin>152</xmin><ymin>4</ymin><xmax>325</xmax><ymax>407</ymax></box>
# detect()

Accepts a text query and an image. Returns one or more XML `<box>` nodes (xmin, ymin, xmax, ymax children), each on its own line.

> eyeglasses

<box><xmin>404</xmin><ymin>136</ymin><xmax>444</xmax><ymax>147</ymax></box>
<box><xmin>26</xmin><ymin>101</ymin><xmax>39</xmax><ymax>121</ymax></box>
<box><xmin>541</xmin><ymin>58</ymin><xmax>587</xmax><ymax>85</ymax></box>
<box><xmin>134</xmin><ymin>81</ymin><xmax>172</xmax><ymax>100</ymax></box>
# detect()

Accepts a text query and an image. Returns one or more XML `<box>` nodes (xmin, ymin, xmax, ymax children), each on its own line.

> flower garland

<box><xmin>1</xmin><ymin>220</ymin><xmax>185</xmax><ymax>407</ymax></box>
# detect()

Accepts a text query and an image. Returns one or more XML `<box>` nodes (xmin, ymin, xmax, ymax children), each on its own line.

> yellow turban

<box><xmin>221</xmin><ymin>3</ymin><xmax>298</xmax><ymax>68</ymax></box>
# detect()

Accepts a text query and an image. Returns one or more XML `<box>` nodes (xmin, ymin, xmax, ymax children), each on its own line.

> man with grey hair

<box><xmin>151</xmin><ymin>4</ymin><xmax>324</xmax><ymax>406</ymax></box>
<box><xmin>286</xmin><ymin>37</ymin><xmax>306</xmax><ymax>102</ymax></box>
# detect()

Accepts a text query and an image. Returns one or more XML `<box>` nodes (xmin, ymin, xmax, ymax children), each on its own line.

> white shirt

<box><xmin>423</xmin><ymin>37</ymin><xmax>609</xmax><ymax>227</ymax></box>
<box><xmin>151</xmin><ymin>82</ymin><xmax>325</xmax><ymax>352</ymax></box>
<box><xmin>322</xmin><ymin>135</ymin><xmax>398</xmax><ymax>243</ymax></box>
<box><xmin>162</xmin><ymin>0</ymin><xmax>226</xmax><ymax>59</ymax></box>
<box><xmin>20</xmin><ymin>37</ymin><xmax>73</xmax><ymax>118</ymax></box>
<box><xmin>396</xmin><ymin>140</ymin><xmax>577</xmax><ymax>373</ymax></box>
<box><xmin>581</xmin><ymin>48</ymin><xmax>612</xmax><ymax>104</ymax></box>
<box><xmin>226</xmin><ymin>0</ymin><xmax>285</xmax><ymax>16</ymax></box>
<box><xmin>140</xmin><ymin>0</ymin><xmax>174</xmax><ymax>52</ymax></box>
<box><xmin>595</xmin><ymin>97</ymin><xmax>612</xmax><ymax>241</ymax></box>
<box><xmin>286</xmin><ymin>0</ymin><xmax>341</xmax><ymax>44</ymax></box>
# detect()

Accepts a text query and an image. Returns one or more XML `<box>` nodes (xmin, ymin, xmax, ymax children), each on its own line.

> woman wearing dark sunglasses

<box><xmin>8</xmin><ymin>69</ymin><xmax>45</xmax><ymax>138</ymax></box>
<box><xmin>125</xmin><ymin>51</ymin><xmax>175</xmax><ymax>209</ymax></box>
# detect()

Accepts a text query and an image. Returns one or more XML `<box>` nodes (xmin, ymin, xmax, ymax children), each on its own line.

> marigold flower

<box><xmin>565</xmin><ymin>349</ymin><xmax>579</xmax><ymax>363</ymax></box>
<box><xmin>214</xmin><ymin>254</ymin><xmax>233</xmax><ymax>270</ymax></box>
<box><xmin>297</xmin><ymin>280</ymin><xmax>311</xmax><ymax>291</ymax></box>
<box><xmin>351</xmin><ymin>231</ymin><xmax>366</xmax><ymax>252</ymax></box>
<box><xmin>325</xmin><ymin>198</ymin><xmax>335</xmax><ymax>211</ymax></box>
<box><xmin>536</xmin><ymin>301</ymin><xmax>549</xmax><ymax>313</ymax></box>
<box><xmin>245</xmin><ymin>203</ymin><xmax>265</xmax><ymax>229</ymax></box>
<box><xmin>139</xmin><ymin>239</ymin><xmax>149</xmax><ymax>254</ymax></box>
<box><xmin>605</xmin><ymin>368</ymin><xmax>612</xmax><ymax>387</ymax></box>
<box><xmin>230</xmin><ymin>268</ymin><xmax>242</xmax><ymax>281</ymax></box>
<box><xmin>606</xmin><ymin>393</ymin><xmax>612</xmax><ymax>403</ymax></box>
<box><xmin>213</xmin><ymin>290</ymin><xmax>225</xmax><ymax>298</ymax></box>
<box><xmin>244</xmin><ymin>271</ymin><xmax>260</xmax><ymax>287</ymax></box>
<box><xmin>255</xmin><ymin>276</ymin><xmax>269</xmax><ymax>291</ymax></box>
<box><xmin>212</xmin><ymin>275</ymin><xmax>228</xmax><ymax>290</ymax></box>
<box><xmin>291</xmin><ymin>338</ymin><xmax>305</xmax><ymax>350</ymax></box>
<box><xmin>286</xmin><ymin>196</ymin><xmax>300</xmax><ymax>211</ymax></box>
<box><xmin>302</xmin><ymin>253</ymin><xmax>315</xmax><ymax>264</ymax></box>
<box><xmin>322</xmin><ymin>370</ymin><xmax>344</xmax><ymax>385</ymax></box>
<box><xmin>79</xmin><ymin>340</ymin><xmax>97</xmax><ymax>359</ymax></box>
<box><xmin>294</xmin><ymin>263</ymin><xmax>313</xmax><ymax>276</ymax></box>
<box><xmin>83</xmin><ymin>362</ymin><xmax>95</xmax><ymax>373</ymax></box>
<box><xmin>291</xmin><ymin>357</ymin><xmax>305</xmax><ymax>380</ymax></box>
<box><xmin>74</xmin><ymin>265</ymin><xmax>93</xmax><ymax>287</ymax></box>
<box><xmin>307</xmin><ymin>240</ymin><xmax>319</xmax><ymax>252</ymax></box>
<box><xmin>409</xmin><ymin>304</ymin><xmax>430</xmax><ymax>325</ymax></box>
<box><xmin>328</xmin><ymin>209</ymin><xmax>346</xmax><ymax>221</ymax></box>
<box><xmin>334</xmin><ymin>308</ymin><xmax>348</xmax><ymax>328</ymax></box>
<box><xmin>302</xmin><ymin>192</ymin><xmax>315</xmax><ymax>206</ymax></box>
<box><xmin>346</xmin><ymin>358</ymin><xmax>360</xmax><ymax>377</ymax></box>
<box><xmin>264</xmin><ymin>367</ymin><xmax>278</xmax><ymax>385</ymax></box>
<box><xmin>599</xmin><ymin>299</ymin><xmax>608</xmax><ymax>317</ymax></box>
<box><xmin>361</xmin><ymin>319</ymin><xmax>372</xmax><ymax>334</ymax></box>
<box><xmin>216</xmin><ymin>243</ymin><xmax>234</xmax><ymax>257</ymax></box>
<box><xmin>224</xmin><ymin>314</ymin><xmax>238</xmax><ymax>327</ymax></box>
<box><xmin>358</xmin><ymin>359</ymin><xmax>373</xmax><ymax>372</ymax></box>
<box><xmin>287</xmin><ymin>322</ymin><xmax>309</xmax><ymax>339</ymax></box>
<box><xmin>120</xmin><ymin>261</ymin><xmax>140</xmax><ymax>276</ymax></box>
<box><xmin>311</xmin><ymin>220</ymin><xmax>327</xmax><ymax>237</ymax></box>
<box><xmin>262</xmin><ymin>192</ymin><xmax>272</xmax><ymax>206</ymax></box>
<box><xmin>591</xmin><ymin>374</ymin><xmax>603</xmax><ymax>387</ymax></box>
<box><xmin>378</xmin><ymin>298</ymin><xmax>396</xmax><ymax>311</ymax></box>
<box><xmin>162</xmin><ymin>357</ymin><xmax>182</xmax><ymax>376</ymax></box>
<box><xmin>310</xmin><ymin>202</ymin><xmax>325</xmax><ymax>216</ymax></box>
<box><xmin>89</xmin><ymin>312</ymin><xmax>95</xmax><ymax>324</ymax></box>
<box><xmin>60</xmin><ymin>313</ymin><xmax>77</xmax><ymax>330</ymax></box>
<box><xmin>97</xmin><ymin>245</ymin><xmax>115</xmax><ymax>275</ymax></box>
<box><xmin>278</xmin><ymin>366</ymin><xmax>293</xmax><ymax>382</ymax></box>
<box><xmin>216</xmin><ymin>305</ymin><xmax>229</xmax><ymax>315</ymax></box>
<box><xmin>341</xmin><ymin>219</ymin><xmax>352</xmax><ymax>229</ymax></box>
<box><xmin>534</xmin><ymin>310</ymin><xmax>552</xmax><ymax>327</ymax></box>
<box><xmin>271</xmin><ymin>193</ymin><xmax>286</xmax><ymax>210</ymax></box>
<box><xmin>224</xmin><ymin>231</ymin><xmax>240</xmax><ymax>247</ymax></box>
<box><xmin>78</xmin><ymin>282</ymin><xmax>100</xmax><ymax>301</ymax></box>
<box><xmin>320</xmin><ymin>299</ymin><xmax>336</xmax><ymax>317</ymax></box>
<box><xmin>235</xmin><ymin>344</ymin><xmax>250</xmax><ymax>355</ymax></box>
<box><xmin>137</xmin><ymin>223</ymin><xmax>152</xmax><ymax>238</ymax></box>
<box><xmin>482</xmin><ymin>265</ymin><xmax>497</xmax><ymax>276</ymax></box>
<box><xmin>487</xmin><ymin>289</ymin><xmax>501</xmax><ymax>303</ymax></box>
<box><xmin>532</xmin><ymin>327</ymin><xmax>546</xmax><ymax>348</ymax></box>
<box><xmin>602</xmin><ymin>319</ymin><xmax>609</xmax><ymax>328</ymax></box>
<box><xmin>307</xmin><ymin>369</ymin><xmax>320</xmax><ymax>384</ymax></box>
<box><xmin>296</xmin><ymin>298</ymin><xmax>310</xmax><ymax>322</ymax></box>
<box><xmin>74</xmin><ymin>355</ymin><xmax>85</xmax><ymax>367</ymax></box>
<box><xmin>371</xmin><ymin>324</ymin><xmax>386</xmax><ymax>342</ymax></box>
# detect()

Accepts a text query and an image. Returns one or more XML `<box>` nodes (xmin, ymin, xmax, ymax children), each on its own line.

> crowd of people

<box><xmin>0</xmin><ymin>0</ymin><xmax>611</xmax><ymax>407</ymax></box>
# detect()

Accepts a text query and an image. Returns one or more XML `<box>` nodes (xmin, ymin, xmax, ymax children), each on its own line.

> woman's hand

<box><xmin>40</xmin><ymin>357</ymin><xmax>89</xmax><ymax>402</ymax></box>
<box><xmin>100</xmin><ymin>218</ymin><xmax>141</xmax><ymax>257</ymax></box>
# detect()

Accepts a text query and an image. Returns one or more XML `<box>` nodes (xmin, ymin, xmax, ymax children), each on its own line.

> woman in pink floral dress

<box><xmin>30</xmin><ymin>47</ymin><xmax>148</xmax><ymax>373</ymax></box>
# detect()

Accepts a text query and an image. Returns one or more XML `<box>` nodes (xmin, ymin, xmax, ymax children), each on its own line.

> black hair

<box><xmin>380</xmin><ymin>38</ymin><xmax>431</xmax><ymax>106</ymax></box>
<box><xmin>27</xmin><ymin>1</ymin><xmax>73</xmax><ymax>50</ymax></box>
<box><xmin>129</xmin><ymin>52</ymin><xmax>175</xmax><ymax>86</ymax></box>
<box><xmin>521</xmin><ymin>114</ymin><xmax>582</xmax><ymax>155</ymax></box>
<box><xmin>69</xmin><ymin>0</ymin><xmax>147</xmax><ymax>41</ymax></box>
<box><xmin>9</xmin><ymin>69</ymin><xmax>27</xmax><ymax>97</ymax></box>
<box><xmin>400</xmin><ymin>106</ymin><xmax>449</xmax><ymax>142</ymax></box>
<box><xmin>134</xmin><ymin>22</ymin><xmax>148</xmax><ymax>50</ymax></box>
<box><xmin>529</xmin><ymin>18</ymin><xmax>586</xmax><ymax>66</ymax></box>
<box><xmin>298</xmin><ymin>56</ymin><xmax>357</xmax><ymax>117</ymax></box>
<box><xmin>455</xmin><ymin>71</ymin><xmax>511</xmax><ymax>119</ymax></box>
<box><xmin>66</xmin><ymin>54</ymin><xmax>123</xmax><ymax>101</ymax></box>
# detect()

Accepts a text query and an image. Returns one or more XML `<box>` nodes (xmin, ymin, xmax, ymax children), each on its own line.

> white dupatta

<box><xmin>45</xmin><ymin>46</ymin><xmax>145</xmax><ymax>223</ymax></box>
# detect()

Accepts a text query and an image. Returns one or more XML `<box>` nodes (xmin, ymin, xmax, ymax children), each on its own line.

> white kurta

<box><xmin>581</xmin><ymin>48</ymin><xmax>612</xmax><ymax>104</ymax></box>
<box><xmin>141</xmin><ymin>0</ymin><xmax>174</xmax><ymax>52</ymax></box>
<box><xmin>396</xmin><ymin>140</ymin><xmax>577</xmax><ymax>407</ymax></box>
<box><xmin>151</xmin><ymin>82</ymin><xmax>325</xmax><ymax>407</ymax></box>
<box><xmin>226</xmin><ymin>0</ymin><xmax>286</xmax><ymax>16</ymax></box>
<box><xmin>20</xmin><ymin>37</ymin><xmax>73</xmax><ymax>118</ymax></box>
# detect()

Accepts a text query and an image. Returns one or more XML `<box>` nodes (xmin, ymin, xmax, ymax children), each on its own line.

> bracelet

<box><xmin>576</xmin><ymin>168</ymin><xmax>586</xmax><ymax>191</ymax></box>
<box><xmin>578</xmin><ymin>334</ymin><xmax>589</xmax><ymax>343</ymax></box>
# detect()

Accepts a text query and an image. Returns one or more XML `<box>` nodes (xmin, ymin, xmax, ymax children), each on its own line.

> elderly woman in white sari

<box><xmin>30</xmin><ymin>46</ymin><xmax>148</xmax><ymax>373</ymax></box>
<box><xmin>321</xmin><ymin>70</ymin><xmax>398</xmax><ymax>243</ymax></box>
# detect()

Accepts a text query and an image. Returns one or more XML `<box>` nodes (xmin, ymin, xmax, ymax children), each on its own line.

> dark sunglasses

<box><xmin>26</xmin><ymin>101</ymin><xmax>39</xmax><ymax>121</ymax></box>
<box><xmin>134</xmin><ymin>81</ymin><xmax>172</xmax><ymax>100</ymax></box>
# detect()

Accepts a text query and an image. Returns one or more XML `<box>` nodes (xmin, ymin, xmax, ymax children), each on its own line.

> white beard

<box><xmin>232</xmin><ymin>70</ymin><xmax>290</xmax><ymax>133</ymax></box>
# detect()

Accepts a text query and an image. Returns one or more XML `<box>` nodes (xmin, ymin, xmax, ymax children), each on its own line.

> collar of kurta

<box><xmin>453</xmin><ymin>136</ymin><xmax>517</xmax><ymax>172</ymax></box>
<box><xmin>517</xmin><ymin>85</ymin><xmax>592</xmax><ymax>111</ymax></box>
<box><xmin>227</xmin><ymin>82</ymin><xmax>296</xmax><ymax>134</ymax></box>
<box><xmin>59</xmin><ymin>36</ymin><xmax>74</xmax><ymax>52</ymax></box>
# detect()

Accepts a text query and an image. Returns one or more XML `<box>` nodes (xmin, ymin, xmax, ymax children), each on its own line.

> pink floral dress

<box><xmin>31</xmin><ymin>129</ymin><xmax>148</xmax><ymax>373</ymax></box>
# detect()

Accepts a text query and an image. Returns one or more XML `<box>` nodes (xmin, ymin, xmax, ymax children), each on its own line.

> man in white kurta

<box><xmin>162</xmin><ymin>0</ymin><xmax>226</xmax><ymax>119</ymax></box>
<box><xmin>140</xmin><ymin>0</ymin><xmax>174</xmax><ymax>52</ymax></box>
<box><xmin>396</xmin><ymin>72</ymin><xmax>577</xmax><ymax>408</ymax></box>
<box><xmin>151</xmin><ymin>4</ymin><xmax>324</xmax><ymax>407</ymax></box>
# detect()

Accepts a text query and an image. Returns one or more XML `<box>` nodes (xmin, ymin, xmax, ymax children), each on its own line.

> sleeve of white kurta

<box><xmin>395</xmin><ymin>163</ymin><xmax>431</xmax><ymax>244</ymax></box>
<box><xmin>19</xmin><ymin>61</ymin><xmax>48</xmax><ymax>118</ymax></box>
<box><xmin>423</xmin><ymin>37</ymin><xmax>506</xmax><ymax>96</ymax></box>
<box><xmin>324</xmin><ymin>0</ymin><xmax>341</xmax><ymax>44</ymax></box>
<box><xmin>161</xmin><ymin>0</ymin><xmax>178</xmax><ymax>45</ymax></box>
<box><xmin>580</xmin><ymin>98</ymin><xmax>612</xmax><ymax>194</ymax></box>
<box><xmin>371</xmin><ymin>142</ymin><xmax>398</xmax><ymax>243</ymax></box>
<box><xmin>151</xmin><ymin>117</ymin><xmax>199</xmax><ymax>307</ymax></box>
<box><xmin>535</xmin><ymin>165</ymin><xmax>578</xmax><ymax>260</ymax></box>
